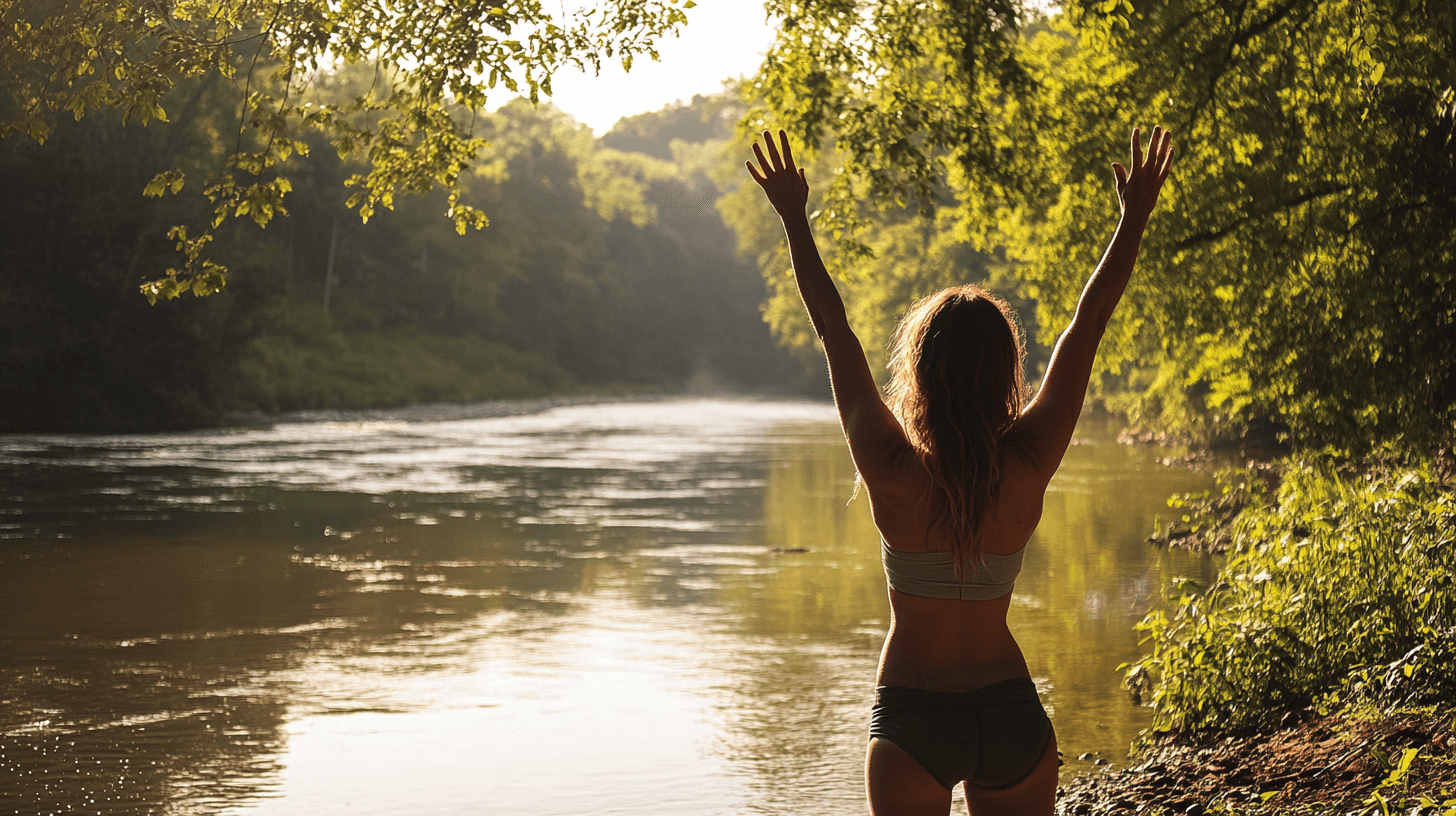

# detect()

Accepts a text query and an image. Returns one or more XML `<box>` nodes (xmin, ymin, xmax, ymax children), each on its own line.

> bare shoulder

<box><xmin>863</xmin><ymin>447</ymin><xmax>933</xmax><ymax>544</ymax></box>
<box><xmin>985</xmin><ymin>443</ymin><xmax>1047</xmax><ymax>554</ymax></box>
<box><xmin>1001</xmin><ymin>438</ymin><xmax>1050</xmax><ymax>503</ymax></box>
<box><xmin>865</xmin><ymin>441</ymin><xmax>1049</xmax><ymax>554</ymax></box>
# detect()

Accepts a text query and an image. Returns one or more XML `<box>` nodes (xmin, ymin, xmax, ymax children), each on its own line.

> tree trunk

<box><xmin>323</xmin><ymin>216</ymin><xmax>339</xmax><ymax>312</ymax></box>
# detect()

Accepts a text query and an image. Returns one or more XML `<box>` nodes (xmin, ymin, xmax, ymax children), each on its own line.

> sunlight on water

<box><xmin>0</xmin><ymin>398</ymin><xmax>1215</xmax><ymax>815</ymax></box>
<box><xmin>246</xmin><ymin>599</ymin><xmax>749</xmax><ymax>816</ymax></box>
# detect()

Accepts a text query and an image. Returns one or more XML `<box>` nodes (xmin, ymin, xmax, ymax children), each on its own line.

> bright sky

<box><xmin>525</xmin><ymin>1</ymin><xmax>779</xmax><ymax>134</ymax></box>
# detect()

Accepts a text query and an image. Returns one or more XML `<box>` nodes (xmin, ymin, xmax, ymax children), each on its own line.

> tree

<box><xmin>1006</xmin><ymin>0</ymin><xmax>1456</xmax><ymax>451</ymax></box>
<box><xmin>738</xmin><ymin>0</ymin><xmax>1455</xmax><ymax>453</ymax></box>
<box><xmin>2</xmin><ymin>0</ymin><xmax>697</xmax><ymax>300</ymax></box>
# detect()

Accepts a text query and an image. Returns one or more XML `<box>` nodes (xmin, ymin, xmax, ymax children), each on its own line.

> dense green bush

<box><xmin>1125</xmin><ymin>462</ymin><xmax>1456</xmax><ymax>733</ymax></box>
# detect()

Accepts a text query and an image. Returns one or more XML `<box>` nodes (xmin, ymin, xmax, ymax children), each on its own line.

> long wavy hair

<box><xmin>884</xmin><ymin>284</ymin><xmax>1030</xmax><ymax>577</ymax></box>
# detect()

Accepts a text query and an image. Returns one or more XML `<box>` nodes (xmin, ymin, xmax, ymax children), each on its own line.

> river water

<box><xmin>0</xmin><ymin>398</ymin><xmax>1216</xmax><ymax>815</ymax></box>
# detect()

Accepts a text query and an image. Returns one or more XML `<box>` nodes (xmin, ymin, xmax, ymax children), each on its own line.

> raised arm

<box><xmin>746</xmin><ymin>131</ymin><xmax>912</xmax><ymax>489</ymax></box>
<box><xmin>1018</xmin><ymin>126</ymin><xmax>1175</xmax><ymax>482</ymax></box>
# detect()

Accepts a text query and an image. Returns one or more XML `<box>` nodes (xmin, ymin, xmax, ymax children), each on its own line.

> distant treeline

<box><xmin>0</xmin><ymin>74</ymin><xmax>805</xmax><ymax>432</ymax></box>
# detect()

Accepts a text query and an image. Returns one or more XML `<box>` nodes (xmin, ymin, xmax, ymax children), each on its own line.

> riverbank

<box><xmin>1077</xmin><ymin>456</ymin><xmax>1456</xmax><ymax>814</ymax></box>
<box><xmin>216</xmin><ymin>389</ymin><xmax>823</xmax><ymax>430</ymax></box>
<box><xmin>1057</xmin><ymin>705</ymin><xmax>1456</xmax><ymax>815</ymax></box>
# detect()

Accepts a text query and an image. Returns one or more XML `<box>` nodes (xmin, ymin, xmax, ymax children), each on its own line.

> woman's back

<box><xmin>870</xmin><ymin>445</ymin><xmax>1047</xmax><ymax>692</ymax></box>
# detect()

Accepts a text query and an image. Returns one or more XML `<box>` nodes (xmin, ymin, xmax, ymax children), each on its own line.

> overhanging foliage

<box><xmin>735</xmin><ymin>0</ymin><xmax>1455</xmax><ymax>452</ymax></box>
<box><xmin>2</xmin><ymin>0</ymin><xmax>696</xmax><ymax>300</ymax></box>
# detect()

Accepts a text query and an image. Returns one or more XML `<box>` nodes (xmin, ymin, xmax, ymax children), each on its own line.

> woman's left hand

<box><xmin>1112</xmin><ymin>125</ymin><xmax>1174</xmax><ymax>222</ymax></box>
<box><xmin>746</xmin><ymin>129</ymin><xmax>809</xmax><ymax>220</ymax></box>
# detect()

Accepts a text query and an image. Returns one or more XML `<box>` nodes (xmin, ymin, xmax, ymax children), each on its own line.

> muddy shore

<box><xmin>1056</xmin><ymin>707</ymin><xmax>1456</xmax><ymax>815</ymax></box>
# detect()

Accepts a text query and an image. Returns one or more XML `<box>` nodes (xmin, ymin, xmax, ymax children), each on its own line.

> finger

<box><xmin>752</xmin><ymin>141</ymin><xmax>771</xmax><ymax>176</ymax></box>
<box><xmin>1156</xmin><ymin>128</ymin><xmax>1171</xmax><ymax>164</ymax></box>
<box><xmin>1159</xmin><ymin>146</ymin><xmax>1175</xmax><ymax>181</ymax></box>
<box><xmin>1146</xmin><ymin>126</ymin><xmax>1163</xmax><ymax>167</ymax></box>
<box><xmin>746</xmin><ymin>160</ymin><xmax>766</xmax><ymax>185</ymax></box>
<box><xmin>779</xmin><ymin>130</ymin><xmax>796</xmax><ymax>172</ymax></box>
<box><xmin>1112</xmin><ymin>162</ymin><xmax>1129</xmax><ymax>189</ymax></box>
<box><xmin>763</xmin><ymin>129</ymin><xmax>784</xmax><ymax>170</ymax></box>
<box><xmin>1130</xmin><ymin>126</ymin><xmax>1144</xmax><ymax>170</ymax></box>
<box><xmin>799</xmin><ymin>167</ymin><xmax>807</xmax><ymax>186</ymax></box>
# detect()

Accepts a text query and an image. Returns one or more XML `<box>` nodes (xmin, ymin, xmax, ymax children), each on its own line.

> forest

<box><xmin>0</xmin><ymin>80</ymin><xmax>803</xmax><ymax>431</ymax></box>
<box><xmin>3</xmin><ymin>0</ymin><xmax>1450</xmax><ymax>451</ymax></box>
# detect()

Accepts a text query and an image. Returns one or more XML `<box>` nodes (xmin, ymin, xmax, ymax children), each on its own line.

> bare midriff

<box><xmin>875</xmin><ymin>589</ymin><xmax>1030</xmax><ymax>692</ymax></box>
<box><xmin>868</xmin><ymin>449</ymin><xmax>1044</xmax><ymax>693</ymax></box>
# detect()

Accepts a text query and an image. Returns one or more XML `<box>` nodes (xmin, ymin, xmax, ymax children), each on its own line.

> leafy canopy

<box><xmin>735</xmin><ymin>0</ymin><xmax>1455</xmax><ymax>453</ymax></box>
<box><xmin>2</xmin><ymin>0</ymin><xmax>696</xmax><ymax>301</ymax></box>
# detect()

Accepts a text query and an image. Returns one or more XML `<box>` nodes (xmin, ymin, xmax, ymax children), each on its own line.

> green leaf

<box><xmin>1395</xmin><ymin>747</ymin><xmax>1418</xmax><ymax>778</ymax></box>
<box><xmin>144</xmin><ymin>169</ymin><xmax>185</xmax><ymax>197</ymax></box>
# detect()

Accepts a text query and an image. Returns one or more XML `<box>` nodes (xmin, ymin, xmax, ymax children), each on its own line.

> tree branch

<box><xmin>1181</xmin><ymin>0</ymin><xmax>1310</xmax><ymax>135</ymax></box>
<box><xmin>1173</xmin><ymin>183</ymin><xmax>1351</xmax><ymax>250</ymax></box>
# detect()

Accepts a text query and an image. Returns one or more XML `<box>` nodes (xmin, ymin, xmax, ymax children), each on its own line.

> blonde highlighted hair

<box><xmin>885</xmin><ymin>284</ymin><xmax>1030</xmax><ymax>576</ymax></box>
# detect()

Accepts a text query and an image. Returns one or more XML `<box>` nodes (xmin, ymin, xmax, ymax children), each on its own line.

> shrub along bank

<box><xmin>1126</xmin><ymin>461</ymin><xmax>1456</xmax><ymax>734</ymax></box>
<box><xmin>1058</xmin><ymin>460</ymin><xmax>1456</xmax><ymax>815</ymax></box>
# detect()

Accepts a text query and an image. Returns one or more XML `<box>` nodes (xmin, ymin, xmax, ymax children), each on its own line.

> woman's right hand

<box><xmin>1112</xmin><ymin>126</ymin><xmax>1174</xmax><ymax>222</ymax></box>
<box><xmin>747</xmin><ymin>129</ymin><xmax>810</xmax><ymax>220</ymax></box>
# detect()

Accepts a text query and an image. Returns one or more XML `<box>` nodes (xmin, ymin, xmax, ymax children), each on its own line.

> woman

<box><xmin>746</xmin><ymin>125</ymin><xmax>1174</xmax><ymax>816</ymax></box>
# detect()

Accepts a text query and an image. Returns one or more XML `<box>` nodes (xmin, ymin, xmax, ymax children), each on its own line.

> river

<box><xmin>0</xmin><ymin>398</ymin><xmax>1216</xmax><ymax>815</ymax></box>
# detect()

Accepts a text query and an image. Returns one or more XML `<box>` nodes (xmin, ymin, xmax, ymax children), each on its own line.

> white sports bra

<box><xmin>881</xmin><ymin>539</ymin><xmax>1024</xmax><ymax>600</ymax></box>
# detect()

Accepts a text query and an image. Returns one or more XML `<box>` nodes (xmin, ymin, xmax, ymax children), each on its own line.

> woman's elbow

<box><xmin>1067</xmin><ymin>309</ymin><xmax>1111</xmax><ymax>344</ymax></box>
<box><xmin>809</xmin><ymin>304</ymin><xmax>851</xmax><ymax>340</ymax></box>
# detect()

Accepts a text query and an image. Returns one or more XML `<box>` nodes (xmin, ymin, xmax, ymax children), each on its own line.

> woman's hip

<box><xmin>867</xmin><ymin>678</ymin><xmax>1053</xmax><ymax>790</ymax></box>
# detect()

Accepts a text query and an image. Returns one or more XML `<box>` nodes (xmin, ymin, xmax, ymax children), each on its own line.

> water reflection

<box><xmin>0</xmin><ymin>400</ymin><xmax>1214</xmax><ymax>815</ymax></box>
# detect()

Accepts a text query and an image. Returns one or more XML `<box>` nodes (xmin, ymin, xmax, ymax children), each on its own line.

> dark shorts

<box><xmin>868</xmin><ymin>678</ymin><xmax>1053</xmax><ymax>790</ymax></box>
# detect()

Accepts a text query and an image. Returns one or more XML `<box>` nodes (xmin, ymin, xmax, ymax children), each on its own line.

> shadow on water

<box><xmin>0</xmin><ymin>400</ymin><xmax>1215</xmax><ymax>815</ymax></box>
